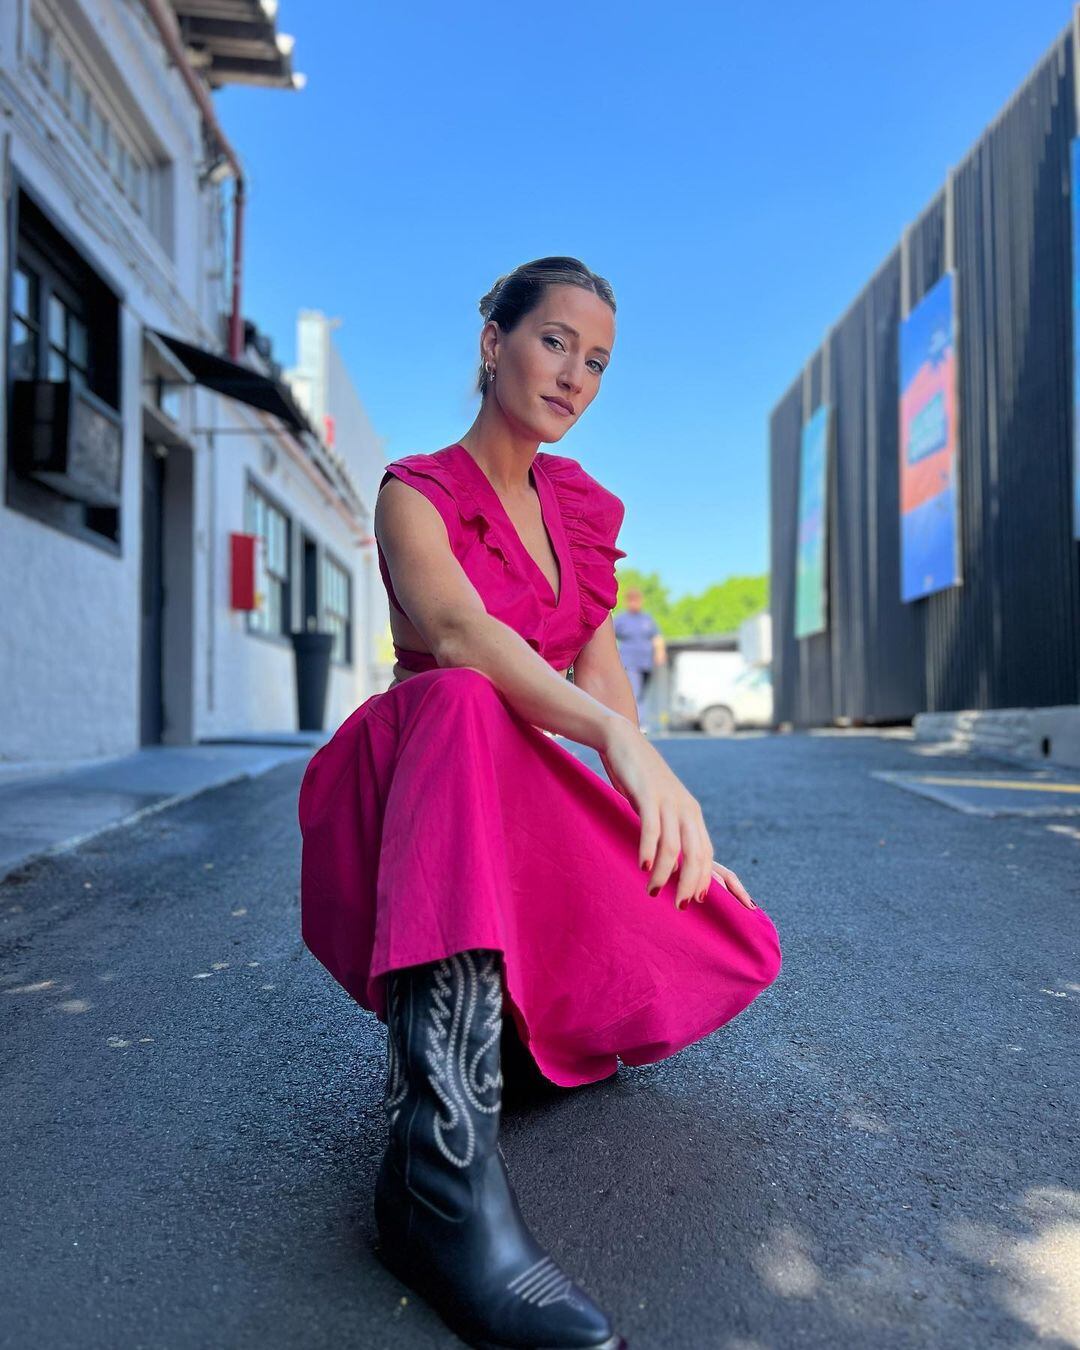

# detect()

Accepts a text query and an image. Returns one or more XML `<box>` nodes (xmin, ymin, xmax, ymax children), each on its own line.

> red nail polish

<box><xmin>641</xmin><ymin>860</ymin><xmax>652</xmax><ymax>872</ymax></box>
<box><xmin>648</xmin><ymin>885</ymin><xmax>660</xmax><ymax>897</ymax></box>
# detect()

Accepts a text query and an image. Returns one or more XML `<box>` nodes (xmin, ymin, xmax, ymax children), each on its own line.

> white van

<box><xmin>656</xmin><ymin>640</ymin><xmax>773</xmax><ymax>735</ymax></box>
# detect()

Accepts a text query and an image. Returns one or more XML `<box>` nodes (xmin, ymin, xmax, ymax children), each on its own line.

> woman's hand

<box><xmin>708</xmin><ymin>859</ymin><xmax>757</xmax><ymax>910</ymax></box>
<box><xmin>599</xmin><ymin>719</ymin><xmax>758</xmax><ymax>912</ymax></box>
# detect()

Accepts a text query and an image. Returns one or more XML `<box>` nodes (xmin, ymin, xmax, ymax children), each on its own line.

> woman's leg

<box><xmin>374</xmin><ymin>948</ymin><xmax>623</xmax><ymax>1349</ymax></box>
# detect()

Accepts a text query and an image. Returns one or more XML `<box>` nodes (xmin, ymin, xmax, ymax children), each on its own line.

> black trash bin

<box><xmin>290</xmin><ymin>631</ymin><xmax>334</xmax><ymax>731</ymax></box>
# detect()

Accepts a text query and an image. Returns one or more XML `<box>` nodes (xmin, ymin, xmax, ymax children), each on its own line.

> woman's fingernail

<box><xmin>641</xmin><ymin>860</ymin><xmax>651</xmax><ymax>872</ymax></box>
<box><xmin>648</xmin><ymin>886</ymin><xmax>660</xmax><ymax>897</ymax></box>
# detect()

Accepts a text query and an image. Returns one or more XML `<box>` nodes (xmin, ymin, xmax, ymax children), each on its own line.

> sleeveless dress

<box><xmin>298</xmin><ymin>442</ymin><xmax>782</xmax><ymax>1087</ymax></box>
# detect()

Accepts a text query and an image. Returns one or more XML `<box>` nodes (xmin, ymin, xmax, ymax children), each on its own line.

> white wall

<box><xmin>0</xmin><ymin>0</ymin><xmax>374</xmax><ymax>760</ymax></box>
<box><xmin>286</xmin><ymin>310</ymin><xmax>388</xmax><ymax>694</ymax></box>
<box><xmin>0</xmin><ymin>0</ymin><xmax>210</xmax><ymax>760</ymax></box>
<box><xmin>197</xmin><ymin>398</ymin><xmax>372</xmax><ymax>739</ymax></box>
<box><xmin>0</xmin><ymin>313</ymin><xmax>144</xmax><ymax>759</ymax></box>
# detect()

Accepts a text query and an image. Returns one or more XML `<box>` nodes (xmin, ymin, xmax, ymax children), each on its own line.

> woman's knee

<box><xmin>754</xmin><ymin>922</ymin><xmax>783</xmax><ymax>989</ymax></box>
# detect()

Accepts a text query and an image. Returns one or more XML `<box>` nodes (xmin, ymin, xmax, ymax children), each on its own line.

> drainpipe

<box><xmin>142</xmin><ymin>0</ymin><xmax>246</xmax><ymax>359</ymax></box>
<box><xmin>228</xmin><ymin>176</ymin><xmax>246</xmax><ymax>360</ymax></box>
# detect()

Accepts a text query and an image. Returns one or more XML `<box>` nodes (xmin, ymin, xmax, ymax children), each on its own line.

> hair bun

<box><xmin>478</xmin><ymin>273</ymin><xmax>509</xmax><ymax>320</ymax></box>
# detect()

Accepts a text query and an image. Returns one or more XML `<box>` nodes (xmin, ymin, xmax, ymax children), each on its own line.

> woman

<box><xmin>298</xmin><ymin>257</ymin><xmax>782</xmax><ymax>1350</ymax></box>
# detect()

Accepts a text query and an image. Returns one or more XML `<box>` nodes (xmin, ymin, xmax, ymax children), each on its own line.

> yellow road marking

<box><xmin>913</xmin><ymin>776</ymin><xmax>1080</xmax><ymax>794</ymax></box>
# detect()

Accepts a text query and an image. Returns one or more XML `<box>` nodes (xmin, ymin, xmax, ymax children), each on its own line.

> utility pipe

<box><xmin>141</xmin><ymin>0</ymin><xmax>247</xmax><ymax>359</ymax></box>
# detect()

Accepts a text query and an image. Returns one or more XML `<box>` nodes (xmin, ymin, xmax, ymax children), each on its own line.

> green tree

<box><xmin>616</xmin><ymin>569</ymin><xmax>768</xmax><ymax>637</ymax></box>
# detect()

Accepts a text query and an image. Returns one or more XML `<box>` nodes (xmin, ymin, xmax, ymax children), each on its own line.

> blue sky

<box><xmin>217</xmin><ymin>1</ymin><xmax>1071</xmax><ymax>596</ymax></box>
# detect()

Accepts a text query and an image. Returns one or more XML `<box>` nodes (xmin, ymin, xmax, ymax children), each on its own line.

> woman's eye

<box><xmin>544</xmin><ymin>334</ymin><xmax>605</xmax><ymax>375</ymax></box>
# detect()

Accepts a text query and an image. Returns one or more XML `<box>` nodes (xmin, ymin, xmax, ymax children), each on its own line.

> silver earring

<box><xmin>485</xmin><ymin>363</ymin><xmax>495</xmax><ymax>380</ymax></box>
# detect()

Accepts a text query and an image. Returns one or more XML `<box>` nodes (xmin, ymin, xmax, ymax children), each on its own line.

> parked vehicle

<box><xmin>703</xmin><ymin>664</ymin><xmax>773</xmax><ymax>734</ymax></box>
<box><xmin>654</xmin><ymin>637</ymin><xmax>773</xmax><ymax>735</ymax></box>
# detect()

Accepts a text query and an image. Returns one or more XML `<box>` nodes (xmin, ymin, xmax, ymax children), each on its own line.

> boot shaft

<box><xmin>383</xmin><ymin>949</ymin><xmax>504</xmax><ymax>1219</ymax></box>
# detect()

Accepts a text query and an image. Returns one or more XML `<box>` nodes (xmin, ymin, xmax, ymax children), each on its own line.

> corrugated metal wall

<box><xmin>770</xmin><ymin>28</ymin><xmax>1080</xmax><ymax>724</ymax></box>
<box><xmin>769</xmin><ymin>378</ymin><xmax>803</xmax><ymax>723</ymax></box>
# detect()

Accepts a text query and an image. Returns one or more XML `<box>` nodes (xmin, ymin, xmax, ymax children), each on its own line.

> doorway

<box><xmin>140</xmin><ymin>441</ymin><xmax>166</xmax><ymax>744</ymax></box>
<box><xmin>301</xmin><ymin>533</ymin><xmax>319</xmax><ymax>633</ymax></box>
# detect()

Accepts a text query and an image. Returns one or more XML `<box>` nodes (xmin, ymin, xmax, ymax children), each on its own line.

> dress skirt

<box><xmin>298</xmin><ymin>666</ymin><xmax>782</xmax><ymax>1088</ymax></box>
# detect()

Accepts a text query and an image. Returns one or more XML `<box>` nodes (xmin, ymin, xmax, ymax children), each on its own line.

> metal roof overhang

<box><xmin>168</xmin><ymin>0</ymin><xmax>301</xmax><ymax>89</ymax></box>
<box><xmin>150</xmin><ymin>330</ymin><xmax>312</xmax><ymax>436</ymax></box>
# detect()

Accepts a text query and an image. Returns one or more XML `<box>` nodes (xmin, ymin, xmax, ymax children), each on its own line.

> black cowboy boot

<box><xmin>374</xmin><ymin>949</ymin><xmax>624</xmax><ymax>1350</ymax></box>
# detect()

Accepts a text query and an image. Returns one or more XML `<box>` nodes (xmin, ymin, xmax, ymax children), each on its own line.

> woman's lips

<box><xmin>542</xmin><ymin>397</ymin><xmax>573</xmax><ymax>417</ymax></box>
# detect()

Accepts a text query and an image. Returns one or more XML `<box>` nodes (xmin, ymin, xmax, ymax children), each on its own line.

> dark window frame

<box><xmin>321</xmin><ymin>546</ymin><xmax>353</xmax><ymax>668</ymax></box>
<box><xmin>4</xmin><ymin>180</ymin><xmax>123</xmax><ymax>554</ymax></box>
<box><xmin>243</xmin><ymin>472</ymin><xmax>293</xmax><ymax>646</ymax></box>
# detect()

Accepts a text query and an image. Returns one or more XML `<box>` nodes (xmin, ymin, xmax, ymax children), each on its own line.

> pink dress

<box><xmin>298</xmin><ymin>442</ymin><xmax>782</xmax><ymax>1087</ymax></box>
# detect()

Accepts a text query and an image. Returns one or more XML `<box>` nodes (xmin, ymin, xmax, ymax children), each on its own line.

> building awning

<box><xmin>168</xmin><ymin>0</ymin><xmax>304</xmax><ymax>90</ymax></box>
<box><xmin>150</xmin><ymin>330</ymin><xmax>313</xmax><ymax>437</ymax></box>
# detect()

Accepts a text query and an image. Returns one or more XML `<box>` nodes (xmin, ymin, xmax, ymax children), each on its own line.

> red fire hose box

<box><xmin>230</xmin><ymin>532</ymin><xmax>257</xmax><ymax>610</ymax></box>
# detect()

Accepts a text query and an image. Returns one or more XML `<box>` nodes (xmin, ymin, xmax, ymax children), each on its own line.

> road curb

<box><xmin>0</xmin><ymin>752</ymin><xmax>309</xmax><ymax>885</ymax></box>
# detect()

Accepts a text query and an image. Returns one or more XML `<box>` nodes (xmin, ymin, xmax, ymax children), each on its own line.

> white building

<box><xmin>0</xmin><ymin>0</ymin><xmax>379</xmax><ymax>762</ymax></box>
<box><xmin>286</xmin><ymin>309</ymin><xmax>393</xmax><ymax>691</ymax></box>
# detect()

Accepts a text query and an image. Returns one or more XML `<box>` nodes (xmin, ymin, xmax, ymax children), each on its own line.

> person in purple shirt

<box><xmin>613</xmin><ymin>587</ymin><xmax>666</xmax><ymax>733</ymax></box>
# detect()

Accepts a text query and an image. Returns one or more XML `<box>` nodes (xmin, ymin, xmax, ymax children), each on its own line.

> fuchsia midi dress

<box><xmin>298</xmin><ymin>442</ymin><xmax>782</xmax><ymax>1087</ymax></box>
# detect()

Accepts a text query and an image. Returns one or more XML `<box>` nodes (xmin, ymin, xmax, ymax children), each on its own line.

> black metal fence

<box><xmin>770</xmin><ymin>27</ymin><xmax>1080</xmax><ymax>725</ymax></box>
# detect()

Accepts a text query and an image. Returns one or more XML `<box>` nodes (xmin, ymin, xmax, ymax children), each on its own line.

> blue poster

<box><xmin>795</xmin><ymin>405</ymin><xmax>828</xmax><ymax>638</ymax></box>
<box><xmin>899</xmin><ymin>273</ymin><xmax>961</xmax><ymax>601</ymax></box>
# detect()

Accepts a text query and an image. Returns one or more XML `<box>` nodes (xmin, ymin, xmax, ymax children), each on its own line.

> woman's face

<box><xmin>484</xmin><ymin>284</ymin><xmax>615</xmax><ymax>442</ymax></box>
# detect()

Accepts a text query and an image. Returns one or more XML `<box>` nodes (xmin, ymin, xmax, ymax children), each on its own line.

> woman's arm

<box><xmin>376</xmin><ymin>478</ymin><xmax>632</xmax><ymax>751</ymax></box>
<box><xmin>571</xmin><ymin>614</ymin><xmax>638</xmax><ymax>724</ymax></box>
<box><xmin>377</xmin><ymin>478</ymin><xmax>749</xmax><ymax>909</ymax></box>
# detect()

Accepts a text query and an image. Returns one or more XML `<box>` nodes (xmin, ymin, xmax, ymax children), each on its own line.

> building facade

<box><xmin>769</xmin><ymin>18</ymin><xmax>1080</xmax><ymax>737</ymax></box>
<box><xmin>286</xmin><ymin>309</ymin><xmax>393</xmax><ymax>691</ymax></box>
<box><xmin>1</xmin><ymin>0</ymin><xmax>379</xmax><ymax>762</ymax></box>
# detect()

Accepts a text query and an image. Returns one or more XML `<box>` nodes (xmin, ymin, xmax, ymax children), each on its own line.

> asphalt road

<box><xmin>2</xmin><ymin>730</ymin><xmax>1078</xmax><ymax>1350</ymax></box>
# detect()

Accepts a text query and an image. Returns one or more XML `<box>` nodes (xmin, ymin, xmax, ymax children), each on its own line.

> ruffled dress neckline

<box><xmin>443</xmin><ymin>444</ymin><xmax>570</xmax><ymax>611</ymax></box>
<box><xmin>376</xmin><ymin>443</ymin><xmax>626</xmax><ymax>674</ymax></box>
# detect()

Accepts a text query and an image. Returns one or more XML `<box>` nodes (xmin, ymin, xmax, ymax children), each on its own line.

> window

<box><xmin>28</xmin><ymin>14</ymin><xmax>49</xmax><ymax>70</ymax></box>
<box><xmin>73</xmin><ymin>79</ymin><xmax>91</xmax><ymax>138</ymax></box>
<box><xmin>127</xmin><ymin>158</ymin><xmax>145</xmax><ymax>216</ymax></box>
<box><xmin>245</xmin><ymin>481</ymin><xmax>291</xmax><ymax>639</ymax></box>
<box><xmin>50</xmin><ymin>49</ymin><xmax>71</xmax><ymax>106</ymax></box>
<box><xmin>10</xmin><ymin>265</ymin><xmax>40</xmax><ymax>381</ymax></box>
<box><xmin>44</xmin><ymin>290</ymin><xmax>89</xmax><ymax>386</ymax></box>
<box><xmin>29</xmin><ymin>10</ymin><xmax>158</xmax><ymax>232</ymax></box>
<box><xmin>6</xmin><ymin>188</ymin><xmax>122</xmax><ymax>550</ymax></box>
<box><xmin>94</xmin><ymin>111</ymin><xmax>109</xmax><ymax>163</ymax></box>
<box><xmin>322</xmin><ymin>553</ymin><xmax>353</xmax><ymax>664</ymax></box>
<box><xmin>14</xmin><ymin>252</ymin><xmax>95</xmax><ymax>390</ymax></box>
